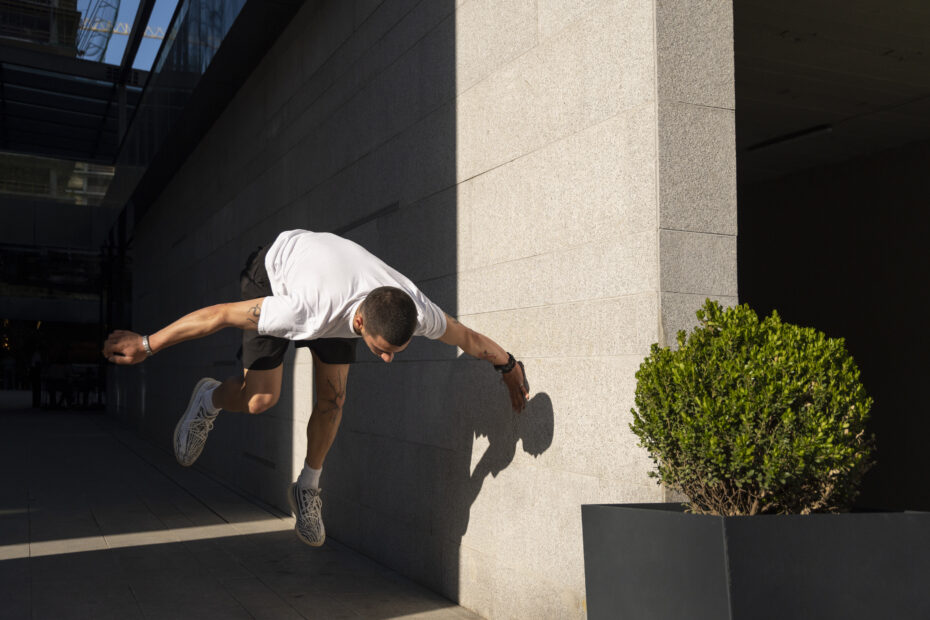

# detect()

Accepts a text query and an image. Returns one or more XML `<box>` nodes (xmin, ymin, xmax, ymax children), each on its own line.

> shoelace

<box><xmin>182</xmin><ymin>405</ymin><xmax>216</xmax><ymax>455</ymax></box>
<box><xmin>296</xmin><ymin>489</ymin><xmax>322</xmax><ymax>522</ymax></box>
<box><xmin>189</xmin><ymin>408</ymin><xmax>215</xmax><ymax>436</ymax></box>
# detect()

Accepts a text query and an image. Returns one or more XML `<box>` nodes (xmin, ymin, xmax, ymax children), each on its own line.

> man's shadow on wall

<box><xmin>322</xmin><ymin>351</ymin><xmax>553</xmax><ymax>600</ymax></box>
<box><xmin>436</xmin><ymin>361</ymin><xmax>554</xmax><ymax>567</ymax></box>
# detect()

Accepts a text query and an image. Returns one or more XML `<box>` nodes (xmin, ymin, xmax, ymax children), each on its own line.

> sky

<box><xmin>77</xmin><ymin>0</ymin><xmax>180</xmax><ymax>70</ymax></box>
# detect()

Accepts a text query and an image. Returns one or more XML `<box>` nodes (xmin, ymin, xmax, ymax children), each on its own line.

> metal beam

<box><xmin>0</xmin><ymin>41</ymin><xmax>147</xmax><ymax>162</ymax></box>
<box><xmin>0</xmin><ymin>44</ymin><xmax>141</xmax><ymax>84</ymax></box>
<box><xmin>0</xmin><ymin>61</ymin><xmax>6</xmax><ymax>149</ymax></box>
<box><xmin>118</xmin><ymin>0</ymin><xmax>159</xmax><ymax>82</ymax></box>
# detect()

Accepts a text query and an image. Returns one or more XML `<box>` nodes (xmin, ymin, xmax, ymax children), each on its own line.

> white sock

<box><xmin>203</xmin><ymin>385</ymin><xmax>221</xmax><ymax>414</ymax></box>
<box><xmin>297</xmin><ymin>463</ymin><xmax>322</xmax><ymax>490</ymax></box>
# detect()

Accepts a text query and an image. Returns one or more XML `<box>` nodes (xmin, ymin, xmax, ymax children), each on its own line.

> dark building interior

<box><xmin>0</xmin><ymin>0</ymin><xmax>302</xmax><ymax>408</ymax></box>
<box><xmin>735</xmin><ymin>0</ymin><xmax>930</xmax><ymax>510</ymax></box>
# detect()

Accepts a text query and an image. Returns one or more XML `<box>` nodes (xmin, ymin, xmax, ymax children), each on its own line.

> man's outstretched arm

<box><xmin>103</xmin><ymin>297</ymin><xmax>265</xmax><ymax>365</ymax></box>
<box><xmin>439</xmin><ymin>313</ymin><xmax>529</xmax><ymax>412</ymax></box>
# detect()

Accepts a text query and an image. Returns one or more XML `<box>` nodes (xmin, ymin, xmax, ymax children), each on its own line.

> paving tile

<box><xmin>28</xmin><ymin>547</ymin><xmax>123</xmax><ymax>583</ymax></box>
<box><xmin>0</xmin><ymin>541</ymin><xmax>28</xmax><ymax>561</ymax></box>
<box><xmin>128</xmin><ymin>569</ymin><xmax>245</xmax><ymax>609</ymax></box>
<box><xmin>0</xmin><ymin>473</ymin><xmax>27</xmax><ymax>511</ymax></box>
<box><xmin>0</xmin><ymin>605</ymin><xmax>30</xmax><ymax>620</ymax></box>
<box><xmin>283</xmin><ymin>592</ymin><xmax>361</xmax><ymax>619</ymax></box>
<box><xmin>134</xmin><ymin>600</ymin><xmax>254</xmax><ymax>620</ymax></box>
<box><xmin>113</xmin><ymin>542</ymin><xmax>200</xmax><ymax>575</ymax></box>
<box><xmin>30</xmin><ymin>533</ymin><xmax>109</xmax><ymax>556</ymax></box>
<box><xmin>223</xmin><ymin>576</ymin><xmax>305</xmax><ymax>619</ymax></box>
<box><xmin>30</xmin><ymin>575</ymin><xmax>139</xmax><ymax>620</ymax></box>
<box><xmin>0</xmin><ymin>513</ymin><xmax>28</xmax><ymax>547</ymax></box>
<box><xmin>2</xmin><ymin>410</ymin><xmax>481</xmax><ymax>620</ymax></box>
<box><xmin>181</xmin><ymin>538</ymin><xmax>254</xmax><ymax>580</ymax></box>
<box><xmin>0</xmin><ymin>560</ymin><xmax>30</xmax><ymax>620</ymax></box>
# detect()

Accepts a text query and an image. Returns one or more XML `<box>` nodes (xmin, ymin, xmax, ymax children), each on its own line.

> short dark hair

<box><xmin>360</xmin><ymin>286</ymin><xmax>417</xmax><ymax>346</ymax></box>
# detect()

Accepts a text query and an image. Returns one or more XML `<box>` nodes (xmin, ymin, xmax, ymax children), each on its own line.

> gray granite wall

<box><xmin>112</xmin><ymin>1</ymin><xmax>737</xmax><ymax>617</ymax></box>
<box><xmin>655</xmin><ymin>0</ymin><xmax>738</xmax><ymax>347</ymax></box>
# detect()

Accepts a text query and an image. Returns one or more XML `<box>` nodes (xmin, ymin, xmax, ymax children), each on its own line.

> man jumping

<box><xmin>102</xmin><ymin>229</ymin><xmax>528</xmax><ymax>547</ymax></box>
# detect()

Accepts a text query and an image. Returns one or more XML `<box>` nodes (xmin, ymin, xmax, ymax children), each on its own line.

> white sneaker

<box><xmin>288</xmin><ymin>483</ymin><xmax>325</xmax><ymax>547</ymax></box>
<box><xmin>173</xmin><ymin>378</ymin><xmax>221</xmax><ymax>466</ymax></box>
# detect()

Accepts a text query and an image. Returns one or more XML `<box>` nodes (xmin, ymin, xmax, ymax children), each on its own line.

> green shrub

<box><xmin>630</xmin><ymin>300</ymin><xmax>874</xmax><ymax>516</ymax></box>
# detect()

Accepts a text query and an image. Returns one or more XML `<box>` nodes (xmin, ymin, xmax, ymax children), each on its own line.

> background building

<box><xmin>2</xmin><ymin>1</ymin><xmax>927</xmax><ymax>618</ymax></box>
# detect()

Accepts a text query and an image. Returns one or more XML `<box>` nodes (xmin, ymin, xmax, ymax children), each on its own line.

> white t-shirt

<box><xmin>257</xmin><ymin>230</ymin><xmax>447</xmax><ymax>341</ymax></box>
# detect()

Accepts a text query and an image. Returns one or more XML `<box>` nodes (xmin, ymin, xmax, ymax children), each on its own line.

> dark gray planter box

<box><xmin>581</xmin><ymin>503</ymin><xmax>930</xmax><ymax>620</ymax></box>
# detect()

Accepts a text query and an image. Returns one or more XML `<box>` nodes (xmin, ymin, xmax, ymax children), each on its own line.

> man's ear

<box><xmin>353</xmin><ymin>312</ymin><xmax>364</xmax><ymax>334</ymax></box>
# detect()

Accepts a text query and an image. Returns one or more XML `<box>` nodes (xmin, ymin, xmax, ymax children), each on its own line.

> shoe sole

<box><xmin>287</xmin><ymin>483</ymin><xmax>325</xmax><ymax>547</ymax></box>
<box><xmin>173</xmin><ymin>377</ymin><xmax>217</xmax><ymax>467</ymax></box>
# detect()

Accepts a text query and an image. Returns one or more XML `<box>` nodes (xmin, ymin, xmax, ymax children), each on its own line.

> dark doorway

<box><xmin>735</xmin><ymin>1</ymin><xmax>930</xmax><ymax>509</ymax></box>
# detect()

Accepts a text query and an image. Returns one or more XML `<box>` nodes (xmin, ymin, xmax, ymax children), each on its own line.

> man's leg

<box><xmin>306</xmin><ymin>351</ymin><xmax>349</xmax><ymax>468</ymax></box>
<box><xmin>175</xmin><ymin>242</ymin><xmax>286</xmax><ymax>467</ymax></box>
<box><xmin>288</xmin><ymin>352</ymin><xmax>349</xmax><ymax>548</ymax></box>
<box><xmin>174</xmin><ymin>366</ymin><xmax>283</xmax><ymax>467</ymax></box>
<box><xmin>212</xmin><ymin>365</ymin><xmax>283</xmax><ymax>414</ymax></box>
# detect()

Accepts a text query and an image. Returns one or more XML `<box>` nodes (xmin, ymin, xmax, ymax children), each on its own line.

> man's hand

<box><xmin>502</xmin><ymin>361</ymin><xmax>530</xmax><ymax>412</ymax></box>
<box><xmin>440</xmin><ymin>313</ymin><xmax>530</xmax><ymax>412</ymax></box>
<box><xmin>102</xmin><ymin>330</ymin><xmax>148</xmax><ymax>365</ymax></box>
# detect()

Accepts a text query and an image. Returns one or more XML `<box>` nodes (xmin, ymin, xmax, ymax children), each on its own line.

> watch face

<box><xmin>496</xmin><ymin>354</ymin><xmax>515</xmax><ymax>371</ymax></box>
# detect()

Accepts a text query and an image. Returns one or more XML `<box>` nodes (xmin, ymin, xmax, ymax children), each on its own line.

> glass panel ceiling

<box><xmin>0</xmin><ymin>57</ymin><xmax>145</xmax><ymax>163</ymax></box>
<box><xmin>0</xmin><ymin>0</ymin><xmax>248</xmax><ymax>208</ymax></box>
<box><xmin>76</xmin><ymin>0</ymin><xmax>120</xmax><ymax>61</ymax></box>
<box><xmin>0</xmin><ymin>1</ymin><xmax>169</xmax><ymax>66</ymax></box>
<box><xmin>0</xmin><ymin>0</ymin><xmax>178</xmax><ymax>168</ymax></box>
<box><xmin>132</xmin><ymin>0</ymin><xmax>178</xmax><ymax>70</ymax></box>
<box><xmin>74</xmin><ymin>0</ymin><xmax>178</xmax><ymax>70</ymax></box>
<box><xmin>0</xmin><ymin>0</ymin><xmax>180</xmax><ymax>69</ymax></box>
<box><xmin>111</xmin><ymin>0</ymin><xmax>248</xmax><ymax>188</ymax></box>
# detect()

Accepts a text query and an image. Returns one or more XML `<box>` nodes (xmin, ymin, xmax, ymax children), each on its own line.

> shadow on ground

<box><xmin>0</xmin><ymin>409</ymin><xmax>479</xmax><ymax>620</ymax></box>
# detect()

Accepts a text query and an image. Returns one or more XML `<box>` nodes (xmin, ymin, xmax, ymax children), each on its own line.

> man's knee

<box><xmin>247</xmin><ymin>392</ymin><xmax>279</xmax><ymax>415</ymax></box>
<box><xmin>330</xmin><ymin>391</ymin><xmax>347</xmax><ymax>410</ymax></box>
<box><xmin>313</xmin><ymin>360</ymin><xmax>349</xmax><ymax>416</ymax></box>
<box><xmin>312</xmin><ymin>394</ymin><xmax>344</xmax><ymax>419</ymax></box>
<box><xmin>239</xmin><ymin>366</ymin><xmax>283</xmax><ymax>414</ymax></box>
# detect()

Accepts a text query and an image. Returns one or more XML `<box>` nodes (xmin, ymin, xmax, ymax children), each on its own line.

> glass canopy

<box><xmin>0</xmin><ymin>0</ymin><xmax>200</xmax><ymax>205</ymax></box>
<box><xmin>0</xmin><ymin>0</ymin><xmax>290</xmax><ymax>212</ymax></box>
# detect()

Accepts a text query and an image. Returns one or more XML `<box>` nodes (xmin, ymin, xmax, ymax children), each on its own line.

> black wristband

<box><xmin>494</xmin><ymin>352</ymin><xmax>516</xmax><ymax>374</ymax></box>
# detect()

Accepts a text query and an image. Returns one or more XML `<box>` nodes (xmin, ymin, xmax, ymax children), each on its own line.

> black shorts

<box><xmin>239</xmin><ymin>245</ymin><xmax>357</xmax><ymax>370</ymax></box>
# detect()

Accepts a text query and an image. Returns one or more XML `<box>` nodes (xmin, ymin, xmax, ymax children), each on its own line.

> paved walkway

<box><xmin>0</xmin><ymin>407</ymin><xmax>480</xmax><ymax>620</ymax></box>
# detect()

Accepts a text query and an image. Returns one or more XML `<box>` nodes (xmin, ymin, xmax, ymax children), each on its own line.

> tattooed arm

<box><xmin>102</xmin><ymin>297</ymin><xmax>266</xmax><ymax>365</ymax></box>
<box><xmin>439</xmin><ymin>314</ymin><xmax>508</xmax><ymax>364</ymax></box>
<box><xmin>439</xmin><ymin>313</ymin><xmax>529</xmax><ymax>411</ymax></box>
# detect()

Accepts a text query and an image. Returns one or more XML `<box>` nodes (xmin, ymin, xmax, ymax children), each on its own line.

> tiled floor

<box><xmin>0</xmin><ymin>407</ymin><xmax>480</xmax><ymax>620</ymax></box>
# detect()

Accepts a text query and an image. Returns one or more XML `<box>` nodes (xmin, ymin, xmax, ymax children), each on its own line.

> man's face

<box><xmin>361</xmin><ymin>332</ymin><xmax>409</xmax><ymax>363</ymax></box>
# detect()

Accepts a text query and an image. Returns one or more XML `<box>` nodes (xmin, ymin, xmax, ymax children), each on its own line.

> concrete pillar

<box><xmin>448</xmin><ymin>1</ymin><xmax>736</xmax><ymax>616</ymax></box>
<box><xmin>655</xmin><ymin>0</ymin><xmax>738</xmax><ymax>348</ymax></box>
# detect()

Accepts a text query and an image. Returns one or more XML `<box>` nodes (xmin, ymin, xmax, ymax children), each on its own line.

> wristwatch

<box><xmin>494</xmin><ymin>352</ymin><xmax>516</xmax><ymax>374</ymax></box>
